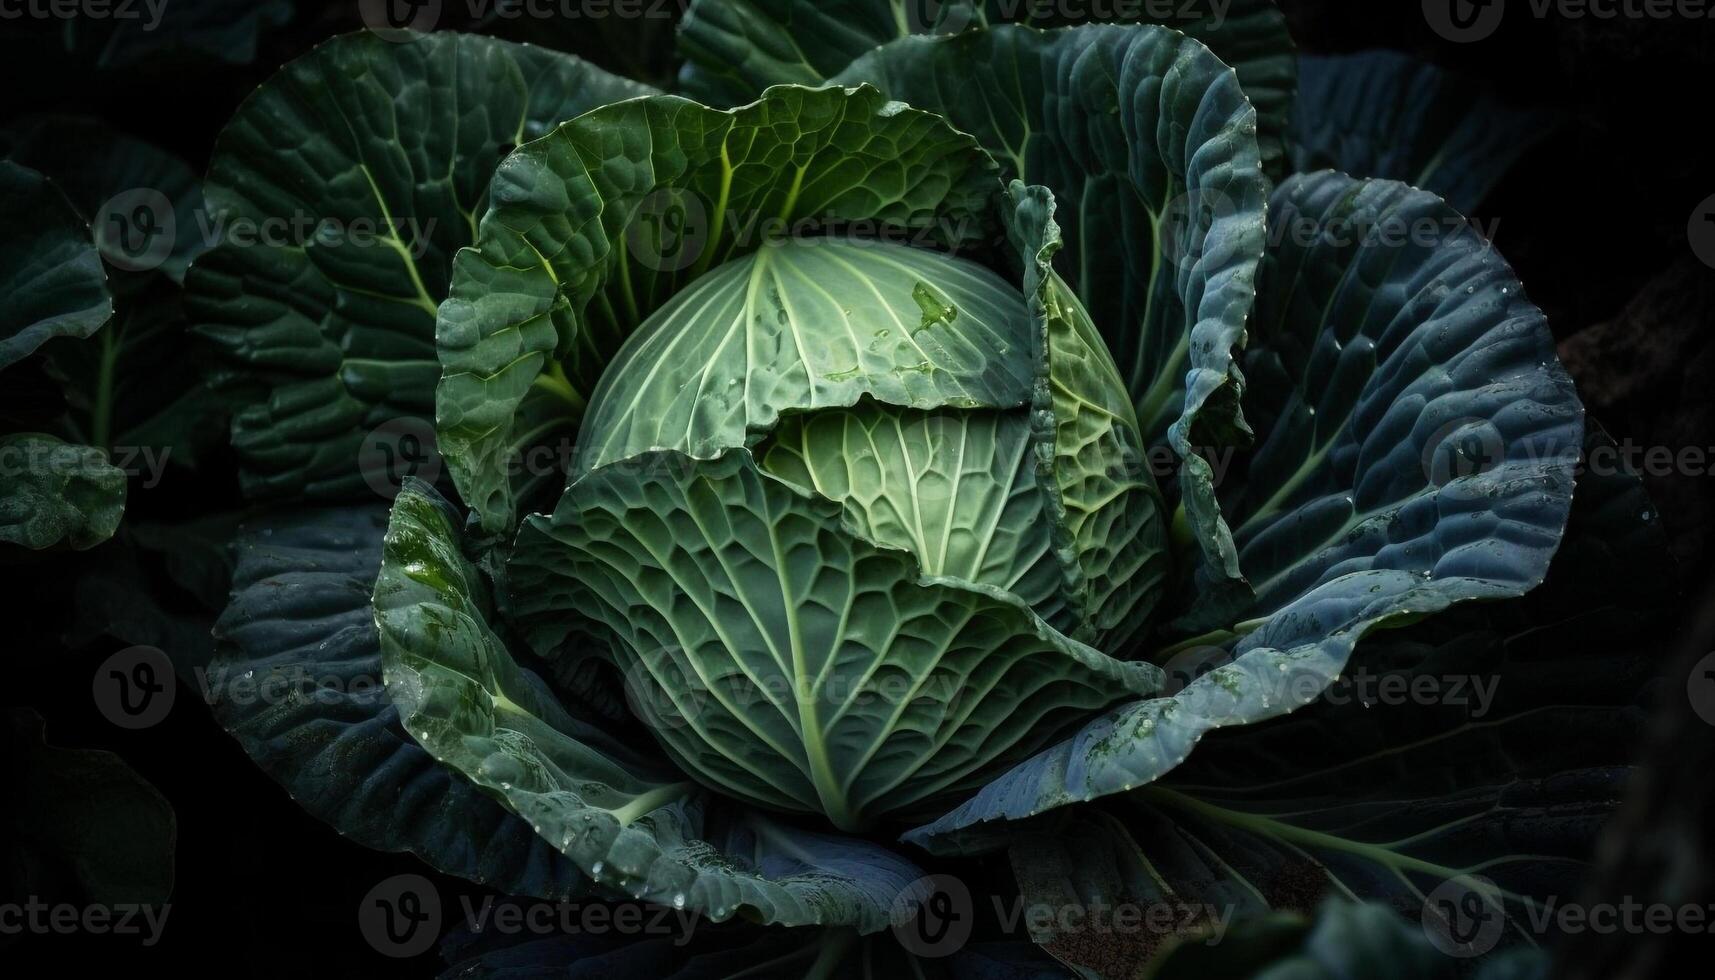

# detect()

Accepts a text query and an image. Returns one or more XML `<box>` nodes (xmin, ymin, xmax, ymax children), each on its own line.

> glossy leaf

<box><xmin>437</xmin><ymin>84</ymin><xmax>1000</xmax><ymax>538</ymax></box>
<box><xmin>1291</xmin><ymin>51</ymin><xmax>1560</xmax><ymax>214</ymax></box>
<box><xmin>378</xmin><ymin>479</ymin><xmax>931</xmax><ymax>930</ymax></box>
<box><xmin>508</xmin><ymin>450</ymin><xmax>1158</xmax><ymax>830</ymax></box>
<box><xmin>833</xmin><ymin>24</ymin><xmax>1268</xmax><ymax>603</ymax></box>
<box><xmin>574</xmin><ymin>238</ymin><xmax>1035</xmax><ymax>476</ymax></box>
<box><xmin>907</xmin><ymin>173</ymin><xmax>1582</xmax><ymax>850</ymax></box>
<box><xmin>209</xmin><ymin>502</ymin><xmax>591</xmax><ymax>900</ymax></box>
<box><xmin>186</xmin><ymin>31</ymin><xmax>654</xmax><ymax>501</ymax></box>
<box><xmin>0</xmin><ymin>433</ymin><xmax>126</xmax><ymax>550</ymax></box>
<box><xmin>678</xmin><ymin>0</ymin><xmax>1298</xmax><ymax>175</ymax></box>
<box><xmin>1110</xmin><ymin>427</ymin><xmax>1670</xmax><ymax>960</ymax></box>
<box><xmin>2</xmin><ymin>115</ymin><xmax>207</xmax><ymax>283</ymax></box>
<box><xmin>1007</xmin><ymin>182</ymin><xmax>1170</xmax><ymax>652</ymax></box>
<box><xmin>0</xmin><ymin>161</ymin><xmax>112</xmax><ymax>372</ymax></box>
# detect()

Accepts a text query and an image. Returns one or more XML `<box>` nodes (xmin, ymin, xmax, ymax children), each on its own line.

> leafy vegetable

<box><xmin>187</xmin><ymin>31</ymin><xmax>654</xmax><ymax>500</ymax></box>
<box><xmin>95</xmin><ymin>13</ymin><xmax>1623</xmax><ymax>975</ymax></box>
<box><xmin>0</xmin><ymin>162</ymin><xmax>112</xmax><ymax>372</ymax></box>
<box><xmin>1291</xmin><ymin>51</ymin><xmax>1561</xmax><ymax>214</ymax></box>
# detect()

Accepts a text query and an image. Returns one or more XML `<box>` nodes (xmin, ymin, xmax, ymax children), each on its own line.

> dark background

<box><xmin>4</xmin><ymin>1</ymin><xmax>1712</xmax><ymax>975</ymax></box>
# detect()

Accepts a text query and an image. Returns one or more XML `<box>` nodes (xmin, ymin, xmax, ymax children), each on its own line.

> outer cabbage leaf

<box><xmin>377</xmin><ymin>479</ymin><xmax>931</xmax><ymax>930</ymax></box>
<box><xmin>2</xmin><ymin>115</ymin><xmax>207</xmax><ymax>283</ymax></box>
<box><xmin>906</xmin><ymin>172</ymin><xmax>1582</xmax><ymax>849</ymax></box>
<box><xmin>0</xmin><ymin>161</ymin><xmax>112</xmax><ymax>371</ymax></box>
<box><xmin>1153</xmin><ymin>900</ymin><xmax>1548</xmax><ymax>980</ymax></box>
<box><xmin>508</xmin><ymin>450</ymin><xmax>1158</xmax><ymax>830</ymax></box>
<box><xmin>677</xmin><ymin>0</ymin><xmax>1297</xmax><ymax>175</ymax></box>
<box><xmin>1291</xmin><ymin>51</ymin><xmax>1561</xmax><ymax>214</ymax></box>
<box><xmin>437</xmin><ymin>84</ymin><xmax>1000</xmax><ymax>539</ymax></box>
<box><xmin>993</xmin><ymin>0</ymin><xmax>1295</xmax><ymax>179</ymax></box>
<box><xmin>209</xmin><ymin>502</ymin><xmax>590</xmax><ymax>899</ymax></box>
<box><xmin>1005</xmin><ymin>424</ymin><xmax>1669</xmax><ymax>971</ymax></box>
<box><xmin>64</xmin><ymin>512</ymin><xmax>246</xmax><ymax>680</ymax></box>
<box><xmin>39</xmin><ymin>281</ymin><xmax>231</xmax><ymax>473</ymax></box>
<box><xmin>0</xmin><ymin>122</ymin><xmax>231</xmax><ymax>469</ymax></box>
<box><xmin>0</xmin><ymin>433</ymin><xmax>126</xmax><ymax>551</ymax></box>
<box><xmin>675</xmin><ymin>0</ymin><xmax>921</xmax><ymax>104</ymax></box>
<box><xmin>833</xmin><ymin>24</ymin><xmax>1268</xmax><ymax>606</ymax></box>
<box><xmin>0</xmin><ymin>0</ymin><xmax>291</xmax><ymax>72</ymax></box>
<box><xmin>185</xmin><ymin>31</ymin><xmax>654</xmax><ymax>501</ymax></box>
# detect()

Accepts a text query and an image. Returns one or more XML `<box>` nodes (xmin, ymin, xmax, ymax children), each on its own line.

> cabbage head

<box><xmin>196</xmin><ymin>14</ymin><xmax>1589</xmax><ymax>964</ymax></box>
